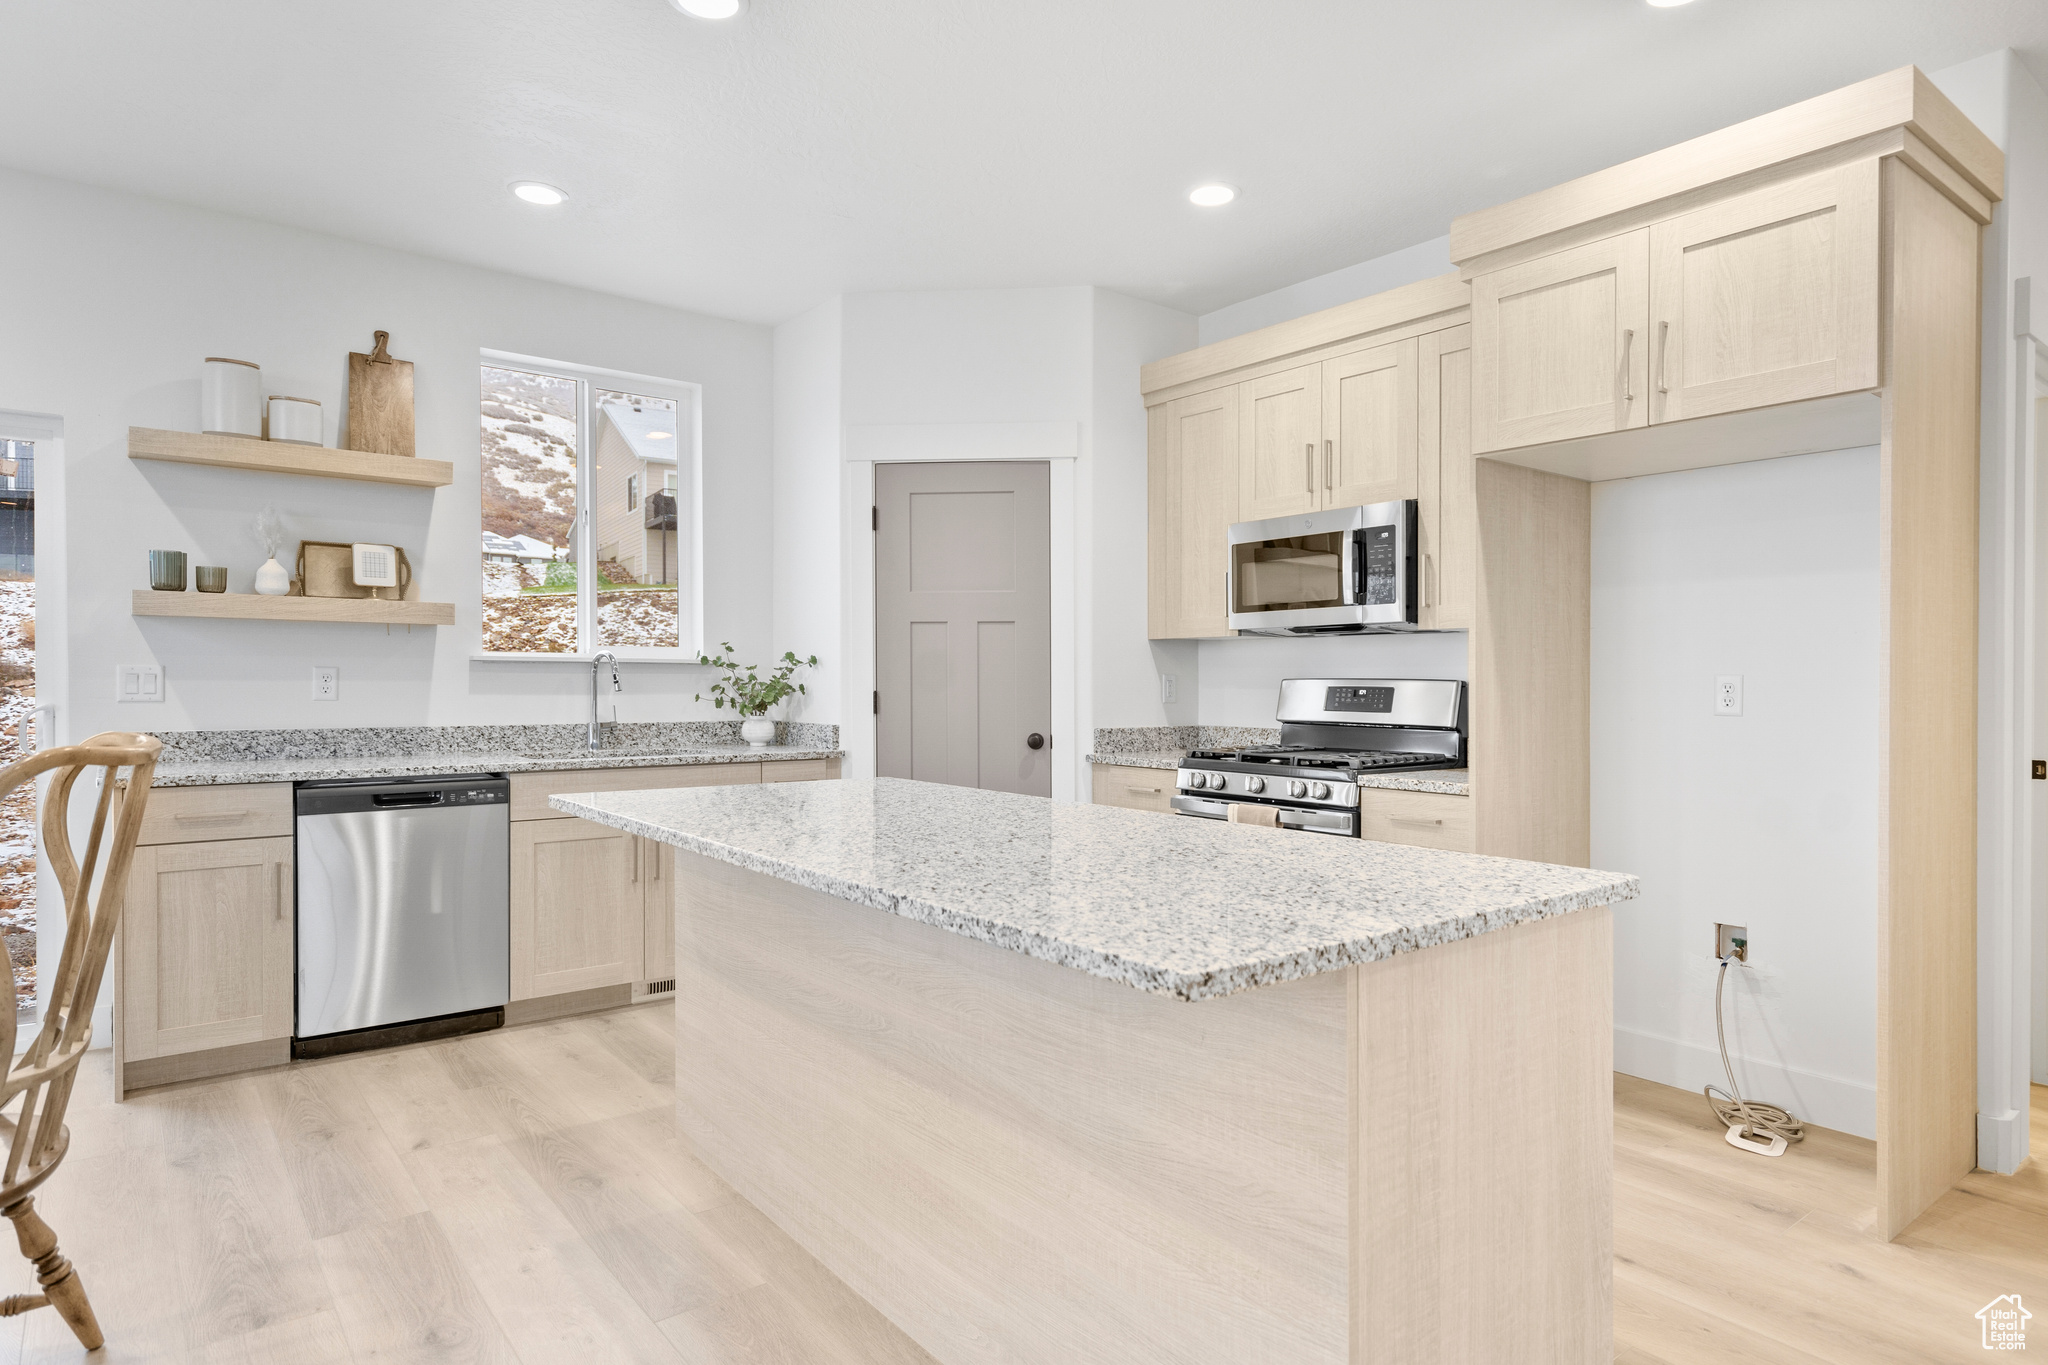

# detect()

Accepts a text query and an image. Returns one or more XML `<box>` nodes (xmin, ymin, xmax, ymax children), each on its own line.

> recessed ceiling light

<box><xmin>510</xmin><ymin>181</ymin><xmax>567</xmax><ymax>206</ymax></box>
<box><xmin>646</xmin><ymin>431</ymin><xmax>674</xmax><ymax>440</ymax></box>
<box><xmin>670</xmin><ymin>0</ymin><xmax>744</xmax><ymax>17</ymax></box>
<box><xmin>1189</xmin><ymin>183</ymin><xmax>1238</xmax><ymax>208</ymax></box>
<box><xmin>1645</xmin><ymin>0</ymin><xmax>1696</xmax><ymax>7</ymax></box>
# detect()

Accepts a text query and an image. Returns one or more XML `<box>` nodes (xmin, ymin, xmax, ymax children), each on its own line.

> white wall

<box><xmin>0</xmin><ymin>166</ymin><xmax>776</xmax><ymax>747</ymax></box>
<box><xmin>771</xmin><ymin>297</ymin><xmax>845</xmax><ymax>726</ymax></box>
<box><xmin>1595</xmin><ymin>449</ymin><xmax>1881</xmax><ymax>1137</ymax></box>
<box><xmin>1197</xmin><ymin>236</ymin><xmax>1454</xmax><ymax>347</ymax></box>
<box><xmin>1088</xmin><ymin>290</ymin><xmax>1200</xmax><ymax>731</ymax></box>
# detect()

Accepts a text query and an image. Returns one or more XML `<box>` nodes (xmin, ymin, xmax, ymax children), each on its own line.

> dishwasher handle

<box><xmin>372</xmin><ymin>791</ymin><xmax>444</xmax><ymax>808</ymax></box>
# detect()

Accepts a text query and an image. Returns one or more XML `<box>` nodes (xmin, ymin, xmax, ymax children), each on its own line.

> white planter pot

<box><xmin>254</xmin><ymin>557</ymin><xmax>290</xmax><ymax>596</ymax></box>
<box><xmin>741</xmin><ymin>716</ymin><xmax>775</xmax><ymax>748</ymax></box>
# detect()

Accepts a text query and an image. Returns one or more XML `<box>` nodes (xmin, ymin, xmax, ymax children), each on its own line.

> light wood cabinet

<box><xmin>1471</xmin><ymin>231</ymin><xmax>1650</xmax><ymax>453</ymax></box>
<box><xmin>1090</xmin><ymin>765</ymin><xmax>1177</xmax><ymax>814</ymax></box>
<box><xmin>1357</xmin><ymin>789</ymin><xmax>1473</xmax><ymax>852</ymax></box>
<box><xmin>1419</xmin><ymin>325</ymin><xmax>1475</xmax><ymax>631</ymax></box>
<box><xmin>1322</xmin><ymin>338</ymin><xmax>1418</xmax><ymax>508</ymax></box>
<box><xmin>510</xmin><ymin>819</ymin><xmax>645</xmax><ymax>1000</ymax></box>
<box><xmin>1237</xmin><ymin>365</ymin><xmax>1323</xmax><ymax>520</ymax></box>
<box><xmin>1648</xmin><ymin>163</ymin><xmax>1879</xmax><ymax>424</ymax></box>
<box><xmin>1147</xmin><ymin>386</ymin><xmax>1239</xmax><ymax>639</ymax></box>
<box><xmin>1472</xmin><ymin>164</ymin><xmax>1879</xmax><ymax>455</ymax></box>
<box><xmin>641</xmin><ymin>838</ymin><xmax>676</xmax><ymax>983</ymax></box>
<box><xmin>119</xmin><ymin>836</ymin><xmax>294</xmax><ymax>1062</ymax></box>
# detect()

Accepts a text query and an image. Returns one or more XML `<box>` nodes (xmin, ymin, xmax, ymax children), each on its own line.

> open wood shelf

<box><xmin>128</xmin><ymin>426</ymin><xmax>454</xmax><ymax>488</ymax></box>
<box><xmin>132</xmin><ymin>591</ymin><xmax>454</xmax><ymax>626</ymax></box>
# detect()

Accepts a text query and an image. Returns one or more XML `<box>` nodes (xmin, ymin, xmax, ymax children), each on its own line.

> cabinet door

<box><xmin>1471</xmin><ymin>230</ymin><xmax>1649</xmax><ymax>453</ymax></box>
<box><xmin>1322</xmin><ymin>339</ymin><xmax>1418</xmax><ymax>508</ymax></box>
<box><xmin>1147</xmin><ymin>387</ymin><xmax>1239</xmax><ymax>639</ymax></box>
<box><xmin>511</xmin><ymin>819</ymin><xmax>644</xmax><ymax>1001</ymax></box>
<box><xmin>1236</xmin><ymin>364</ymin><xmax>1323</xmax><ymax>521</ymax></box>
<box><xmin>1649</xmin><ymin>162</ymin><xmax>1879</xmax><ymax>424</ymax></box>
<box><xmin>1419</xmin><ymin>326</ymin><xmax>1475</xmax><ymax>631</ymax></box>
<box><xmin>642</xmin><ymin>838</ymin><xmax>675</xmax><ymax>984</ymax></box>
<box><xmin>120</xmin><ymin>836</ymin><xmax>293</xmax><ymax>1061</ymax></box>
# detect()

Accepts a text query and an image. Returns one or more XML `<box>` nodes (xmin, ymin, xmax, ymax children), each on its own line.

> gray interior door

<box><xmin>876</xmin><ymin>461</ymin><xmax>1052</xmax><ymax>796</ymax></box>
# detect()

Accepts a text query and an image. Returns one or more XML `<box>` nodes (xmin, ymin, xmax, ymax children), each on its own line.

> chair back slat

<box><xmin>0</xmin><ymin>733</ymin><xmax>161</xmax><ymax>1198</ymax></box>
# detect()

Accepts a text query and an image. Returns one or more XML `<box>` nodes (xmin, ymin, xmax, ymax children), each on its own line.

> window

<box><xmin>479</xmin><ymin>353</ymin><xmax>698</xmax><ymax>655</ymax></box>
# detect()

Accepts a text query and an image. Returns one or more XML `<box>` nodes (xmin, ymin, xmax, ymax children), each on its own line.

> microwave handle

<box><xmin>1342</xmin><ymin>531</ymin><xmax>1359</xmax><ymax>605</ymax></box>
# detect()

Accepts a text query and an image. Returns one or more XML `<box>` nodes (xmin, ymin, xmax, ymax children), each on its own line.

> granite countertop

<box><xmin>150</xmin><ymin>745</ymin><xmax>841</xmax><ymax>788</ymax></box>
<box><xmin>1087</xmin><ymin>750</ymin><xmax>1471</xmax><ymax>797</ymax></box>
<box><xmin>553</xmin><ymin>777</ymin><xmax>1635</xmax><ymax>1002</ymax></box>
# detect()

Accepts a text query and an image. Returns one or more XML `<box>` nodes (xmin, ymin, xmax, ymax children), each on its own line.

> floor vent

<box><xmin>646</xmin><ymin>979</ymin><xmax>676</xmax><ymax>995</ymax></box>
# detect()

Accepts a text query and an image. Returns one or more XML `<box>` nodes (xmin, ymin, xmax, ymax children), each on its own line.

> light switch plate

<box><xmin>116</xmin><ymin>663</ymin><xmax>164</xmax><ymax>703</ymax></box>
<box><xmin>312</xmin><ymin>665</ymin><xmax>339</xmax><ymax>701</ymax></box>
<box><xmin>1160</xmin><ymin>674</ymin><xmax>1177</xmax><ymax>704</ymax></box>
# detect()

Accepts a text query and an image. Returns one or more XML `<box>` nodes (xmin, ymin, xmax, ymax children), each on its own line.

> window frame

<box><xmin>476</xmin><ymin>348</ymin><xmax>702</xmax><ymax>661</ymax></box>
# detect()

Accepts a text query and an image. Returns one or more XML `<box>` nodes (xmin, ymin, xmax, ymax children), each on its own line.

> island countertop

<box><xmin>551</xmin><ymin>776</ymin><xmax>1638</xmax><ymax>1001</ymax></box>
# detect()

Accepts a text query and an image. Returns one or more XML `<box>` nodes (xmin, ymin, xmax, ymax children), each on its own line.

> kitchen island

<box><xmin>554</xmin><ymin>777</ymin><xmax>1638</xmax><ymax>1365</ymax></box>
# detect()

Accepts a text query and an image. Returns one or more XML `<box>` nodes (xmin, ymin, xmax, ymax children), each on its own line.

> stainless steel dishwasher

<box><xmin>293</xmin><ymin>773</ymin><xmax>510</xmax><ymax>1057</ymax></box>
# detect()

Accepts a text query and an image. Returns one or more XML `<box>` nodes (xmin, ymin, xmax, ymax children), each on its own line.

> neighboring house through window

<box><xmin>478</xmin><ymin>353</ymin><xmax>699</xmax><ymax>655</ymax></box>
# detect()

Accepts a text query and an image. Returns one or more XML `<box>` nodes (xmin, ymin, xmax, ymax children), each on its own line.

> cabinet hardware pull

<box><xmin>174</xmin><ymin>810</ymin><xmax>249</xmax><ymax>822</ymax></box>
<box><xmin>1622</xmin><ymin>328</ymin><xmax>1635</xmax><ymax>402</ymax></box>
<box><xmin>1127</xmin><ymin>786</ymin><xmax>1163</xmax><ymax>795</ymax></box>
<box><xmin>1323</xmin><ymin>439</ymin><xmax>1333</xmax><ymax>491</ymax></box>
<box><xmin>1422</xmin><ymin>553</ymin><xmax>1433</xmax><ymax>609</ymax></box>
<box><xmin>1657</xmin><ymin>319</ymin><xmax>1670</xmax><ymax>395</ymax></box>
<box><xmin>632</xmin><ymin>837</ymin><xmax>641</xmax><ymax>884</ymax></box>
<box><xmin>274</xmin><ymin>860</ymin><xmax>287</xmax><ymax>921</ymax></box>
<box><xmin>1389</xmin><ymin>815</ymin><xmax>1445</xmax><ymax>826</ymax></box>
<box><xmin>1305</xmin><ymin>442</ymin><xmax>1315</xmax><ymax>494</ymax></box>
<box><xmin>651</xmin><ymin>839</ymin><xmax>661</xmax><ymax>883</ymax></box>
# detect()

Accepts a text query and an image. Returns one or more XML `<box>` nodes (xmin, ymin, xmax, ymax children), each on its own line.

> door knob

<box><xmin>1026</xmin><ymin>733</ymin><xmax>1046</xmax><ymax>750</ymax></box>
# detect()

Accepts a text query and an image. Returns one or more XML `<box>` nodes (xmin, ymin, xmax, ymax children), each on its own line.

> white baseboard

<box><xmin>1613</xmin><ymin>1025</ymin><xmax>1876</xmax><ymax>1140</ymax></box>
<box><xmin>1979</xmin><ymin>1107</ymin><xmax>2029</xmax><ymax>1176</ymax></box>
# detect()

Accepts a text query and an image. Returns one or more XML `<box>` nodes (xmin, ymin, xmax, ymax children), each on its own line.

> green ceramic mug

<box><xmin>148</xmin><ymin>550</ymin><xmax>187</xmax><ymax>592</ymax></box>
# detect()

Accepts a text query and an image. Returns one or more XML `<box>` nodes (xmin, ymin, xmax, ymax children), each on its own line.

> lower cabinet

<box><xmin>510</xmin><ymin>820</ymin><xmax>647</xmax><ymax>1000</ymax></box>
<box><xmin>1357</xmin><ymin>788</ymin><xmax>1473</xmax><ymax>852</ymax></box>
<box><xmin>119</xmin><ymin>835</ymin><xmax>294</xmax><ymax>1063</ymax></box>
<box><xmin>1091</xmin><ymin>765</ymin><xmax>1178</xmax><ymax>814</ymax></box>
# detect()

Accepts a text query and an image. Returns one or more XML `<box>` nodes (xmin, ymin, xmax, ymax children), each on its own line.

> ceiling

<box><xmin>4</xmin><ymin>1</ymin><xmax>2046</xmax><ymax>326</ymax></box>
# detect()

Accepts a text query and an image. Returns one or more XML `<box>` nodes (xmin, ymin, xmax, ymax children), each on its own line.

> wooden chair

<box><xmin>0</xmin><ymin>732</ymin><xmax>161</xmax><ymax>1351</ymax></box>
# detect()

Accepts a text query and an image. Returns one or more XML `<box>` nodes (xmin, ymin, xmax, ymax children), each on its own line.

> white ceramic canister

<box><xmin>200</xmin><ymin>357</ymin><xmax>263</xmax><ymax>437</ymax></box>
<box><xmin>267</xmin><ymin>396</ymin><xmax>323</xmax><ymax>447</ymax></box>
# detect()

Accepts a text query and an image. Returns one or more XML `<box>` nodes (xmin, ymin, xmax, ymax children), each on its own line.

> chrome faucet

<box><xmin>589</xmin><ymin>652</ymin><xmax>620</xmax><ymax>750</ymax></box>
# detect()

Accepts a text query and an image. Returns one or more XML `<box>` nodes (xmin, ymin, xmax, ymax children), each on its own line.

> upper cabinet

<box><xmin>1418</xmin><ymin>326</ymin><xmax>1474</xmax><ymax>632</ymax></box>
<box><xmin>1148</xmin><ymin>386</ymin><xmax>1239</xmax><ymax>639</ymax></box>
<box><xmin>1648</xmin><ymin>163</ymin><xmax>1879</xmax><ymax>424</ymax></box>
<box><xmin>1143</xmin><ymin>277</ymin><xmax>1466</xmax><ymax>640</ymax></box>
<box><xmin>1472</xmin><ymin>233</ymin><xmax>1649</xmax><ymax>452</ymax></box>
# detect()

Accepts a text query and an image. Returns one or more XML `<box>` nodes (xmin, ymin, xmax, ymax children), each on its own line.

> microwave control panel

<box><xmin>1358</xmin><ymin>525</ymin><xmax>1397</xmax><ymax>605</ymax></box>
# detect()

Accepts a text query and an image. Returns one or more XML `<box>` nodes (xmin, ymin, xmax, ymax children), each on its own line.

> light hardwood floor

<box><xmin>0</xmin><ymin>1004</ymin><xmax>2039</xmax><ymax>1363</ymax></box>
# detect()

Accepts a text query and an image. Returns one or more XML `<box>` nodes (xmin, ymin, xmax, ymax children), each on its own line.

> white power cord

<box><xmin>1704</xmin><ymin>956</ymin><xmax>1804</xmax><ymax>1157</ymax></box>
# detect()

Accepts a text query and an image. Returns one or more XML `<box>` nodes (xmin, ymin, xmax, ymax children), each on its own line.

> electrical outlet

<box><xmin>1715</xmin><ymin>923</ymin><xmax>1749</xmax><ymax>963</ymax></box>
<box><xmin>1160</xmin><ymin>674</ymin><xmax>1177</xmax><ymax>705</ymax></box>
<box><xmin>115</xmin><ymin>664</ymin><xmax>163</xmax><ymax>703</ymax></box>
<box><xmin>311</xmin><ymin>665</ymin><xmax>339</xmax><ymax>701</ymax></box>
<box><xmin>1714</xmin><ymin>675</ymin><xmax>1743</xmax><ymax>716</ymax></box>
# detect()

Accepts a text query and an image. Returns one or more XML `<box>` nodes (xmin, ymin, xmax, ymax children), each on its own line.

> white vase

<box><xmin>254</xmin><ymin>557</ymin><xmax>290</xmax><ymax>596</ymax></box>
<box><xmin>741</xmin><ymin>715</ymin><xmax>775</xmax><ymax>748</ymax></box>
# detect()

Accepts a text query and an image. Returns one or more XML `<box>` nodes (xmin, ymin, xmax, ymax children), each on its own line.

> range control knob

<box><xmin>1288</xmin><ymin>780</ymin><xmax>1308</xmax><ymax>799</ymax></box>
<box><xmin>1311</xmin><ymin>782</ymin><xmax>1331</xmax><ymax>800</ymax></box>
<box><xmin>1187</xmin><ymin>772</ymin><xmax>1208</xmax><ymax>789</ymax></box>
<box><xmin>1245</xmin><ymin>776</ymin><xmax>1266</xmax><ymax>795</ymax></box>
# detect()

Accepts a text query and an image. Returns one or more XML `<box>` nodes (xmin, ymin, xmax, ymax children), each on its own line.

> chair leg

<box><xmin>3</xmin><ymin>1196</ymin><xmax>102</xmax><ymax>1351</ymax></box>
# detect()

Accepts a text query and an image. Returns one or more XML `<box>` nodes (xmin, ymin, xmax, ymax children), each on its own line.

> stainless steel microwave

<box><xmin>1227</xmin><ymin>501</ymin><xmax>1418</xmax><ymax>635</ymax></box>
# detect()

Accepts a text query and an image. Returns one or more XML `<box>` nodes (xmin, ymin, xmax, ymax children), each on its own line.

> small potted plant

<box><xmin>696</xmin><ymin>644</ymin><xmax>819</xmax><ymax>748</ymax></box>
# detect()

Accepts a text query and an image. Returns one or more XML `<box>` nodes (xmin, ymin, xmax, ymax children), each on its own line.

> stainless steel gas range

<box><xmin>1172</xmin><ymin>678</ymin><xmax>1466</xmax><ymax>836</ymax></box>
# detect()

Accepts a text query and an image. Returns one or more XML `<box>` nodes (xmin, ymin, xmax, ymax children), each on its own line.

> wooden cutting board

<box><xmin>344</xmin><ymin>330</ymin><xmax>415</xmax><ymax>457</ymax></box>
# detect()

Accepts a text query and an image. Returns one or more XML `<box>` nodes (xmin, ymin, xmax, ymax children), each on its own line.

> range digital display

<box><xmin>1325</xmin><ymin>685</ymin><xmax>1395</xmax><ymax>713</ymax></box>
